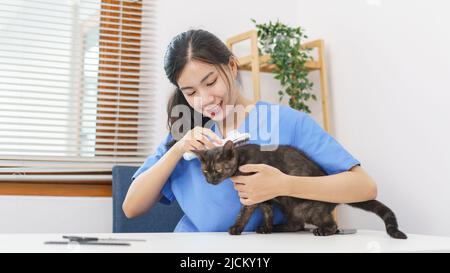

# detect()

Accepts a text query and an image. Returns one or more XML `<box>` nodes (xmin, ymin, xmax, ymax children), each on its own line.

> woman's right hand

<box><xmin>173</xmin><ymin>126</ymin><xmax>223</xmax><ymax>155</ymax></box>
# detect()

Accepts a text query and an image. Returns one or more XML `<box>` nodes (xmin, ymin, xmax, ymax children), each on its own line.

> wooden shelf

<box><xmin>237</xmin><ymin>54</ymin><xmax>321</xmax><ymax>73</ymax></box>
<box><xmin>226</xmin><ymin>30</ymin><xmax>331</xmax><ymax>133</ymax></box>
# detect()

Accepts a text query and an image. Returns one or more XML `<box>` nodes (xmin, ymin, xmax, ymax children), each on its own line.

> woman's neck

<box><xmin>217</xmin><ymin>94</ymin><xmax>256</xmax><ymax>138</ymax></box>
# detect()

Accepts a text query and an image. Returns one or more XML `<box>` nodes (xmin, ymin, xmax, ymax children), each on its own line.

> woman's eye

<box><xmin>207</xmin><ymin>79</ymin><xmax>217</xmax><ymax>86</ymax></box>
<box><xmin>187</xmin><ymin>91</ymin><xmax>196</xmax><ymax>96</ymax></box>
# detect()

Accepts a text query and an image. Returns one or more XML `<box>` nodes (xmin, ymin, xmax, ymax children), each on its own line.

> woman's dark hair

<box><xmin>163</xmin><ymin>29</ymin><xmax>242</xmax><ymax>148</ymax></box>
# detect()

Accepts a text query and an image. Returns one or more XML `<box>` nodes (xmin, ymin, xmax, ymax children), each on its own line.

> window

<box><xmin>0</xmin><ymin>0</ymin><xmax>156</xmax><ymax>196</ymax></box>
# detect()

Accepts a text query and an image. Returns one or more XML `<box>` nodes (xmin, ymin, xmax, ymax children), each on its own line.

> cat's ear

<box><xmin>223</xmin><ymin>140</ymin><xmax>234</xmax><ymax>151</ymax></box>
<box><xmin>222</xmin><ymin>140</ymin><xmax>235</xmax><ymax>158</ymax></box>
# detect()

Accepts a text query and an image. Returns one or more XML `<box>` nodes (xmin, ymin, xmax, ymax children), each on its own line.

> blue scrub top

<box><xmin>132</xmin><ymin>100</ymin><xmax>360</xmax><ymax>232</ymax></box>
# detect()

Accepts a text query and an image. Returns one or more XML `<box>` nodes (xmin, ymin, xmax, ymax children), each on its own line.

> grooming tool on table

<box><xmin>44</xmin><ymin>235</ymin><xmax>146</xmax><ymax>246</ymax></box>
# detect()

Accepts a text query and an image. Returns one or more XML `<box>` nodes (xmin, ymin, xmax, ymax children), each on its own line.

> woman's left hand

<box><xmin>230</xmin><ymin>164</ymin><xmax>288</xmax><ymax>206</ymax></box>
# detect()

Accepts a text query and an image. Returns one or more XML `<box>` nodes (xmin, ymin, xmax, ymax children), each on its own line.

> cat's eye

<box><xmin>203</xmin><ymin>170</ymin><xmax>208</xmax><ymax>174</ymax></box>
<box><xmin>216</xmin><ymin>168</ymin><xmax>223</xmax><ymax>173</ymax></box>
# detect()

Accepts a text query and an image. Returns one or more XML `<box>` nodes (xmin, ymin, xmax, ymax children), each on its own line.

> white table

<box><xmin>1</xmin><ymin>229</ymin><xmax>450</xmax><ymax>253</ymax></box>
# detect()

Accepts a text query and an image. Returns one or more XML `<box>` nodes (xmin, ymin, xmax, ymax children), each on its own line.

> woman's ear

<box><xmin>228</xmin><ymin>57</ymin><xmax>238</xmax><ymax>78</ymax></box>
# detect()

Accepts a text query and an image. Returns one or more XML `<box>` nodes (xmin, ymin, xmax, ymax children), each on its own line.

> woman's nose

<box><xmin>198</xmin><ymin>91</ymin><xmax>215</xmax><ymax>107</ymax></box>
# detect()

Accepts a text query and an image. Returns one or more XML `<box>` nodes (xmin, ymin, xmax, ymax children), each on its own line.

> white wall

<box><xmin>296</xmin><ymin>0</ymin><xmax>450</xmax><ymax>236</ymax></box>
<box><xmin>2</xmin><ymin>0</ymin><xmax>449</xmax><ymax>236</ymax></box>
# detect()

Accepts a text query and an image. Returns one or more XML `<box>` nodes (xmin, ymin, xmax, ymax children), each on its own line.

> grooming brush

<box><xmin>183</xmin><ymin>130</ymin><xmax>250</xmax><ymax>161</ymax></box>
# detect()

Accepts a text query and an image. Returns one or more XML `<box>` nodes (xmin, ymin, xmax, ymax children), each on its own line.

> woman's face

<box><xmin>177</xmin><ymin>59</ymin><xmax>239</xmax><ymax>121</ymax></box>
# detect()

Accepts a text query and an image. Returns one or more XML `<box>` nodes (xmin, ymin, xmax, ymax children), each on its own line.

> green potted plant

<box><xmin>251</xmin><ymin>18</ymin><xmax>315</xmax><ymax>113</ymax></box>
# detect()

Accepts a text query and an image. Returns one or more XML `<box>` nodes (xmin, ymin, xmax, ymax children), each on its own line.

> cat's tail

<box><xmin>347</xmin><ymin>200</ymin><xmax>407</xmax><ymax>239</ymax></box>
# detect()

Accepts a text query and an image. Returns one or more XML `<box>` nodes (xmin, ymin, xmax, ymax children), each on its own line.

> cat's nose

<box><xmin>209</xmin><ymin>176</ymin><xmax>218</xmax><ymax>183</ymax></box>
<box><xmin>207</xmin><ymin>176</ymin><xmax>215</xmax><ymax>182</ymax></box>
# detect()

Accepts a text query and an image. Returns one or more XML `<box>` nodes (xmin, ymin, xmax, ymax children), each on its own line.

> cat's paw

<box><xmin>228</xmin><ymin>226</ymin><xmax>243</xmax><ymax>235</ymax></box>
<box><xmin>313</xmin><ymin>228</ymin><xmax>336</xmax><ymax>236</ymax></box>
<box><xmin>256</xmin><ymin>225</ymin><xmax>273</xmax><ymax>234</ymax></box>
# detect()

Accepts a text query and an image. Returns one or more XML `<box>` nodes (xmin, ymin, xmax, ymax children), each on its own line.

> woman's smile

<box><xmin>205</xmin><ymin>100</ymin><xmax>223</xmax><ymax>117</ymax></box>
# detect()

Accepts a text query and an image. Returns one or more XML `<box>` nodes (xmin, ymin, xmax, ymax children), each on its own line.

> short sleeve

<box><xmin>131</xmin><ymin>133</ymin><xmax>175</xmax><ymax>205</ymax></box>
<box><xmin>293</xmin><ymin>112</ymin><xmax>361</xmax><ymax>175</ymax></box>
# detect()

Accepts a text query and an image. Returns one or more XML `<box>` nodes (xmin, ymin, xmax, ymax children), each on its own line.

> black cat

<box><xmin>192</xmin><ymin>140</ymin><xmax>407</xmax><ymax>239</ymax></box>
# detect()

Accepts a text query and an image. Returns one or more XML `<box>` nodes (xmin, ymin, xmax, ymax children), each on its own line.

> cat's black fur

<box><xmin>192</xmin><ymin>140</ymin><xmax>407</xmax><ymax>239</ymax></box>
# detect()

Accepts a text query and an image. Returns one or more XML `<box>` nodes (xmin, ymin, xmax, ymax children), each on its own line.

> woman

<box><xmin>122</xmin><ymin>29</ymin><xmax>377</xmax><ymax>232</ymax></box>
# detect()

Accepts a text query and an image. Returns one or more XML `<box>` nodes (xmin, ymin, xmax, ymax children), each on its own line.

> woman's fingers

<box><xmin>199</xmin><ymin>136</ymin><xmax>215</xmax><ymax>149</ymax></box>
<box><xmin>178</xmin><ymin>126</ymin><xmax>222</xmax><ymax>154</ymax></box>
<box><xmin>197</xmin><ymin>127</ymin><xmax>222</xmax><ymax>145</ymax></box>
<box><xmin>189</xmin><ymin>127</ymin><xmax>222</xmax><ymax>148</ymax></box>
<box><xmin>234</xmin><ymin>183</ymin><xmax>248</xmax><ymax>198</ymax></box>
<box><xmin>234</xmin><ymin>183</ymin><xmax>245</xmax><ymax>191</ymax></box>
<box><xmin>191</xmin><ymin>137</ymin><xmax>213</xmax><ymax>150</ymax></box>
<box><xmin>238</xmin><ymin>191</ymin><xmax>248</xmax><ymax>199</ymax></box>
<box><xmin>240</xmin><ymin>198</ymin><xmax>251</xmax><ymax>205</ymax></box>
<box><xmin>197</xmin><ymin>128</ymin><xmax>221</xmax><ymax>149</ymax></box>
<box><xmin>189</xmin><ymin>141</ymin><xmax>203</xmax><ymax>151</ymax></box>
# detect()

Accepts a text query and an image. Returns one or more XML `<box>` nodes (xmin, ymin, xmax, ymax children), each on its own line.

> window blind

<box><xmin>0</xmin><ymin>0</ymin><xmax>157</xmax><ymax>183</ymax></box>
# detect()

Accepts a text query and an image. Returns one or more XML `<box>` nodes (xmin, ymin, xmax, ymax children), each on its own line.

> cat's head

<box><xmin>191</xmin><ymin>140</ymin><xmax>239</xmax><ymax>185</ymax></box>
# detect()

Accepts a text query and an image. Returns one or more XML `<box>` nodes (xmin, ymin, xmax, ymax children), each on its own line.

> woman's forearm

<box><xmin>122</xmin><ymin>145</ymin><xmax>183</xmax><ymax>218</ymax></box>
<box><xmin>280</xmin><ymin>166</ymin><xmax>378</xmax><ymax>203</ymax></box>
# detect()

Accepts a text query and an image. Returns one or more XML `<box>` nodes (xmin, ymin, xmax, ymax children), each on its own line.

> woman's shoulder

<box><xmin>256</xmin><ymin>100</ymin><xmax>307</xmax><ymax>121</ymax></box>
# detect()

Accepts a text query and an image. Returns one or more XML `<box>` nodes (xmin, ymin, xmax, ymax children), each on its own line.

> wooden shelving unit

<box><xmin>226</xmin><ymin>29</ymin><xmax>331</xmax><ymax>133</ymax></box>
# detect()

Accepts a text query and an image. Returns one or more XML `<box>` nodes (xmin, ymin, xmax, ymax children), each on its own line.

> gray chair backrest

<box><xmin>112</xmin><ymin>165</ymin><xmax>183</xmax><ymax>233</ymax></box>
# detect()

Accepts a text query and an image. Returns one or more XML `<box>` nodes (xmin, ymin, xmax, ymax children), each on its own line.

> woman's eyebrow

<box><xmin>179</xmin><ymin>71</ymin><xmax>214</xmax><ymax>90</ymax></box>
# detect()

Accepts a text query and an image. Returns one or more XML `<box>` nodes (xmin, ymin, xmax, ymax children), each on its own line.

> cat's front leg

<box><xmin>228</xmin><ymin>205</ymin><xmax>258</xmax><ymax>235</ymax></box>
<box><xmin>311</xmin><ymin>214</ymin><xmax>338</xmax><ymax>237</ymax></box>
